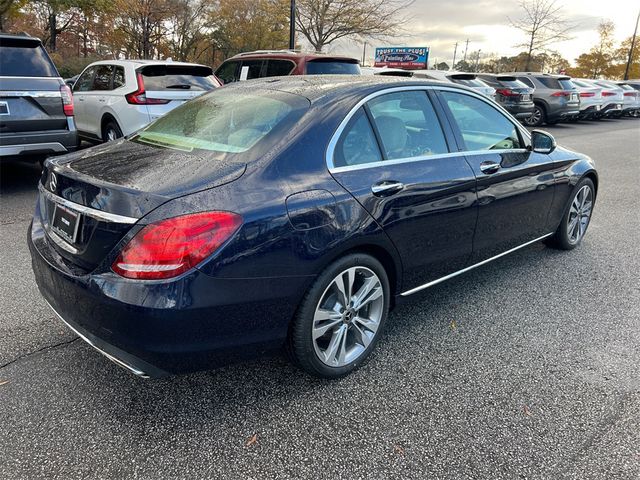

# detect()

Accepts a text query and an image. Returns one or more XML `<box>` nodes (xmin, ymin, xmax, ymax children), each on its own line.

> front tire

<box><xmin>288</xmin><ymin>253</ymin><xmax>390</xmax><ymax>378</ymax></box>
<box><xmin>547</xmin><ymin>178</ymin><xmax>595</xmax><ymax>250</ymax></box>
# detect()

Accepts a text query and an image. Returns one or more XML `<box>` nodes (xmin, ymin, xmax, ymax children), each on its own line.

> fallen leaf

<box><xmin>245</xmin><ymin>433</ymin><xmax>258</xmax><ymax>447</ymax></box>
<box><xmin>450</xmin><ymin>320</ymin><xmax>457</xmax><ymax>330</ymax></box>
<box><xmin>0</xmin><ymin>380</ymin><xmax>8</xmax><ymax>386</ymax></box>
<box><xmin>393</xmin><ymin>445</ymin><xmax>405</xmax><ymax>456</ymax></box>
<box><xmin>523</xmin><ymin>405</ymin><xmax>532</xmax><ymax>416</ymax></box>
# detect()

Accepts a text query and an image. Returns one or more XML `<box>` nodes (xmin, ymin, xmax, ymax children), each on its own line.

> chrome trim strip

<box><xmin>325</xmin><ymin>84</ymin><xmax>532</xmax><ymax>173</ymax></box>
<box><xmin>400</xmin><ymin>233</ymin><xmax>553</xmax><ymax>297</ymax></box>
<box><xmin>48</xmin><ymin>229</ymin><xmax>79</xmax><ymax>254</ymax></box>
<box><xmin>0</xmin><ymin>90</ymin><xmax>62</xmax><ymax>98</ymax></box>
<box><xmin>0</xmin><ymin>142</ymin><xmax>67</xmax><ymax>155</ymax></box>
<box><xmin>45</xmin><ymin>300</ymin><xmax>149</xmax><ymax>378</ymax></box>
<box><xmin>38</xmin><ymin>184</ymin><xmax>139</xmax><ymax>224</ymax></box>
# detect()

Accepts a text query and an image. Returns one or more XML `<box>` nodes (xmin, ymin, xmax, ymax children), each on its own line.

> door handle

<box><xmin>371</xmin><ymin>180</ymin><xmax>404</xmax><ymax>197</ymax></box>
<box><xmin>77</xmin><ymin>97</ymin><xmax>85</xmax><ymax>101</ymax></box>
<box><xmin>480</xmin><ymin>160</ymin><xmax>500</xmax><ymax>174</ymax></box>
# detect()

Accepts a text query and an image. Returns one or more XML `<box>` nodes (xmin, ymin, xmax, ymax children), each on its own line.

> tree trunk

<box><xmin>49</xmin><ymin>13</ymin><xmax>57</xmax><ymax>51</ymax></box>
<box><xmin>525</xmin><ymin>32</ymin><xmax>535</xmax><ymax>70</ymax></box>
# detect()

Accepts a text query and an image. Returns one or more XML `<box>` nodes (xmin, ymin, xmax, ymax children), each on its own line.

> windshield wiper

<box><xmin>165</xmin><ymin>84</ymin><xmax>192</xmax><ymax>89</ymax></box>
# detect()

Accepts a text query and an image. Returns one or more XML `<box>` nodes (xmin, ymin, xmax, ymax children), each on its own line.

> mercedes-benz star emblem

<box><xmin>50</xmin><ymin>173</ymin><xmax>57</xmax><ymax>191</ymax></box>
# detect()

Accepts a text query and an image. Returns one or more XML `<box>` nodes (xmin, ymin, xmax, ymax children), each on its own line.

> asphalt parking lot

<box><xmin>1</xmin><ymin>118</ymin><xmax>639</xmax><ymax>479</ymax></box>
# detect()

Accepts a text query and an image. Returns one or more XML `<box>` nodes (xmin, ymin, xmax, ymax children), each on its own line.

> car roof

<box><xmin>511</xmin><ymin>72</ymin><xmax>572</xmax><ymax>80</ymax></box>
<box><xmin>85</xmin><ymin>59</ymin><xmax>210</xmax><ymax>69</ymax></box>
<box><xmin>0</xmin><ymin>33</ymin><xmax>43</xmax><ymax>45</ymax></box>
<box><xmin>224</xmin><ymin>75</ymin><xmax>475</xmax><ymax>103</ymax></box>
<box><xmin>226</xmin><ymin>50</ymin><xmax>358</xmax><ymax>63</ymax></box>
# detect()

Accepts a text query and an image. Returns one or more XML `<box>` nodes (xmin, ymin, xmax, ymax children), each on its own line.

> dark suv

<box><xmin>215</xmin><ymin>50</ymin><xmax>361</xmax><ymax>84</ymax></box>
<box><xmin>0</xmin><ymin>34</ymin><xmax>78</xmax><ymax>161</ymax></box>
<box><xmin>511</xmin><ymin>73</ymin><xmax>580</xmax><ymax>127</ymax></box>
<box><xmin>476</xmin><ymin>74</ymin><xmax>535</xmax><ymax>119</ymax></box>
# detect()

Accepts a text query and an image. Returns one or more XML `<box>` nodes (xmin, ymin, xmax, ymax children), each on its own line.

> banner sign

<box><xmin>374</xmin><ymin>47</ymin><xmax>429</xmax><ymax>69</ymax></box>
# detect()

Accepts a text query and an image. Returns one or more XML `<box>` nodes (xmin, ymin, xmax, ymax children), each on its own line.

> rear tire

<box><xmin>287</xmin><ymin>253</ymin><xmax>390</xmax><ymax>378</ymax></box>
<box><xmin>524</xmin><ymin>104</ymin><xmax>545</xmax><ymax>127</ymax></box>
<box><xmin>102</xmin><ymin>119</ymin><xmax>123</xmax><ymax>142</ymax></box>
<box><xmin>546</xmin><ymin>177</ymin><xmax>595</xmax><ymax>250</ymax></box>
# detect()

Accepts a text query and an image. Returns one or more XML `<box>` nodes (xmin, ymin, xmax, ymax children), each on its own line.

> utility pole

<box><xmin>362</xmin><ymin>41</ymin><xmax>367</xmax><ymax>66</ymax></box>
<box><xmin>462</xmin><ymin>39</ymin><xmax>470</xmax><ymax>62</ymax></box>
<box><xmin>474</xmin><ymin>50</ymin><xmax>481</xmax><ymax>72</ymax></box>
<box><xmin>624</xmin><ymin>9</ymin><xmax>640</xmax><ymax>80</ymax></box>
<box><xmin>452</xmin><ymin>42</ymin><xmax>458</xmax><ymax>70</ymax></box>
<box><xmin>289</xmin><ymin>0</ymin><xmax>296</xmax><ymax>50</ymax></box>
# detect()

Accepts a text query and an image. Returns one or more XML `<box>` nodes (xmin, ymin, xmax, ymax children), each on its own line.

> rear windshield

<box><xmin>306</xmin><ymin>60</ymin><xmax>360</xmax><ymax>75</ymax></box>
<box><xmin>140</xmin><ymin>65</ymin><xmax>217</xmax><ymax>91</ymax></box>
<box><xmin>132</xmin><ymin>87</ymin><xmax>309</xmax><ymax>155</ymax></box>
<box><xmin>497</xmin><ymin>79</ymin><xmax>529</xmax><ymax>89</ymax></box>
<box><xmin>0</xmin><ymin>39</ymin><xmax>58</xmax><ymax>77</ymax></box>
<box><xmin>558</xmin><ymin>78</ymin><xmax>576</xmax><ymax>90</ymax></box>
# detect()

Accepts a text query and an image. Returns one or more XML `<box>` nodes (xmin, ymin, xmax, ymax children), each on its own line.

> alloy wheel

<box><xmin>567</xmin><ymin>185</ymin><xmax>593</xmax><ymax>244</ymax></box>
<box><xmin>312</xmin><ymin>266</ymin><xmax>384</xmax><ymax>367</ymax></box>
<box><xmin>524</xmin><ymin>107</ymin><xmax>542</xmax><ymax>126</ymax></box>
<box><xmin>106</xmin><ymin>128</ymin><xmax>118</xmax><ymax>141</ymax></box>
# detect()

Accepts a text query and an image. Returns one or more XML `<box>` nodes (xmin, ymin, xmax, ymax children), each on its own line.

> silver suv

<box><xmin>512</xmin><ymin>73</ymin><xmax>580</xmax><ymax>127</ymax></box>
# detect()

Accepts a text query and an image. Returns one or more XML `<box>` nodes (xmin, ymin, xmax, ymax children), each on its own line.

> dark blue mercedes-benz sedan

<box><xmin>29</xmin><ymin>76</ymin><xmax>598</xmax><ymax>378</ymax></box>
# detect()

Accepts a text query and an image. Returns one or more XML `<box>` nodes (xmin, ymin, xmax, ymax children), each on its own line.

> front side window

<box><xmin>441</xmin><ymin>91</ymin><xmax>522</xmax><ymax>151</ymax></box>
<box><xmin>367</xmin><ymin>91</ymin><xmax>448</xmax><ymax>160</ymax></box>
<box><xmin>240</xmin><ymin>60</ymin><xmax>264</xmax><ymax>80</ymax></box>
<box><xmin>92</xmin><ymin>65</ymin><xmax>114</xmax><ymax>90</ymax></box>
<box><xmin>74</xmin><ymin>67</ymin><xmax>95</xmax><ymax>92</ymax></box>
<box><xmin>334</xmin><ymin>108</ymin><xmax>382</xmax><ymax>167</ymax></box>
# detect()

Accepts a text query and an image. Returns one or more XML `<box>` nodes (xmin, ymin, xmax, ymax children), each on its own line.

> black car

<box><xmin>0</xmin><ymin>34</ymin><xmax>78</xmax><ymax>161</ymax></box>
<box><xmin>29</xmin><ymin>77</ymin><xmax>598</xmax><ymax>379</ymax></box>
<box><xmin>477</xmin><ymin>74</ymin><xmax>535</xmax><ymax>119</ymax></box>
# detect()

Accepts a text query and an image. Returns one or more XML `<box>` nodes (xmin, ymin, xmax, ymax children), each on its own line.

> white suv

<box><xmin>72</xmin><ymin>60</ymin><xmax>220</xmax><ymax>142</ymax></box>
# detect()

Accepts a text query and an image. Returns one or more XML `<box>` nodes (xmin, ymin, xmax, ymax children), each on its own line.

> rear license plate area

<box><xmin>51</xmin><ymin>204</ymin><xmax>81</xmax><ymax>244</ymax></box>
<box><xmin>520</xmin><ymin>94</ymin><xmax>531</xmax><ymax>101</ymax></box>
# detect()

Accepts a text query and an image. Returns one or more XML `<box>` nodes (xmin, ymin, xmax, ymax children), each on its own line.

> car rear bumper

<box><xmin>0</xmin><ymin>127</ymin><xmax>78</xmax><ymax>158</ymax></box>
<box><xmin>503</xmin><ymin>103</ymin><xmax>535</xmax><ymax>119</ymax></box>
<box><xmin>28</xmin><ymin>212</ymin><xmax>308</xmax><ymax>377</ymax></box>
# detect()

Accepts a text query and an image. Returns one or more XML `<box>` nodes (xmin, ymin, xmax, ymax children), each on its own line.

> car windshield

<box><xmin>132</xmin><ymin>87</ymin><xmax>310</xmax><ymax>155</ymax></box>
<box><xmin>306</xmin><ymin>60</ymin><xmax>360</xmax><ymax>75</ymax></box>
<box><xmin>0</xmin><ymin>39</ymin><xmax>58</xmax><ymax>77</ymax></box>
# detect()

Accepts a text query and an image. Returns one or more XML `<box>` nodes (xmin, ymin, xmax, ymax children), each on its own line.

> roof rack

<box><xmin>235</xmin><ymin>49</ymin><xmax>302</xmax><ymax>56</ymax></box>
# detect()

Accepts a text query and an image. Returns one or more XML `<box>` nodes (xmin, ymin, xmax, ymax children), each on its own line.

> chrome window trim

<box><xmin>326</xmin><ymin>85</ymin><xmax>531</xmax><ymax>173</ymax></box>
<box><xmin>38</xmin><ymin>184</ymin><xmax>139</xmax><ymax>224</ymax></box>
<box><xmin>0</xmin><ymin>90</ymin><xmax>61</xmax><ymax>98</ymax></box>
<box><xmin>400</xmin><ymin>233</ymin><xmax>553</xmax><ymax>297</ymax></box>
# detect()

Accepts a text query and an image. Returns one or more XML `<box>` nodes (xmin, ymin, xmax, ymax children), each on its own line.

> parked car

<box><xmin>616</xmin><ymin>82</ymin><xmax>640</xmax><ymax>116</ymax></box>
<box><xmin>64</xmin><ymin>74</ymin><xmax>78</xmax><ymax>88</ymax></box>
<box><xmin>413</xmin><ymin>70</ymin><xmax>496</xmax><ymax>98</ymax></box>
<box><xmin>476</xmin><ymin>74</ymin><xmax>534</xmax><ymax>118</ymax></box>
<box><xmin>72</xmin><ymin>60</ymin><xmax>220</xmax><ymax>142</ymax></box>
<box><xmin>214</xmin><ymin>50</ymin><xmax>361</xmax><ymax>84</ymax></box>
<box><xmin>579</xmin><ymin>79</ymin><xmax>624</xmax><ymax>118</ymax></box>
<box><xmin>511</xmin><ymin>73</ymin><xmax>580</xmax><ymax>126</ymax></box>
<box><xmin>621</xmin><ymin>80</ymin><xmax>640</xmax><ymax>117</ymax></box>
<box><xmin>360</xmin><ymin>67</ymin><xmax>414</xmax><ymax>77</ymax></box>
<box><xmin>30</xmin><ymin>76</ymin><xmax>598</xmax><ymax>379</ymax></box>
<box><xmin>570</xmin><ymin>79</ymin><xmax>604</xmax><ymax>120</ymax></box>
<box><xmin>0</xmin><ymin>33</ymin><xmax>78</xmax><ymax>161</ymax></box>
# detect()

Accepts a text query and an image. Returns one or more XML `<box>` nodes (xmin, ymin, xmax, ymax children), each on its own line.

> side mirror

<box><xmin>530</xmin><ymin>129</ymin><xmax>556</xmax><ymax>154</ymax></box>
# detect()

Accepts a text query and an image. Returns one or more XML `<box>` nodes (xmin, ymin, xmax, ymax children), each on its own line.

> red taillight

<box><xmin>580</xmin><ymin>92</ymin><xmax>595</xmax><ymax>97</ymax></box>
<box><xmin>496</xmin><ymin>88</ymin><xmax>520</xmax><ymax>97</ymax></box>
<box><xmin>60</xmin><ymin>85</ymin><xmax>74</xmax><ymax>116</ymax></box>
<box><xmin>125</xmin><ymin>72</ymin><xmax>170</xmax><ymax>105</ymax></box>
<box><xmin>551</xmin><ymin>91</ymin><xmax>572</xmax><ymax>97</ymax></box>
<box><xmin>624</xmin><ymin>92</ymin><xmax>636</xmax><ymax>97</ymax></box>
<box><xmin>112</xmin><ymin>211</ymin><xmax>242</xmax><ymax>280</ymax></box>
<box><xmin>602</xmin><ymin>91</ymin><xmax>616</xmax><ymax>97</ymax></box>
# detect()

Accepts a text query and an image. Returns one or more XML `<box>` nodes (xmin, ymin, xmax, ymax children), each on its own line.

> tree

<box><xmin>295</xmin><ymin>0</ymin><xmax>413</xmax><ymax>53</ymax></box>
<box><xmin>112</xmin><ymin>0</ymin><xmax>171</xmax><ymax>59</ymax></box>
<box><xmin>434</xmin><ymin>61</ymin><xmax>449</xmax><ymax>71</ymax></box>
<box><xmin>570</xmin><ymin>20</ymin><xmax>617</xmax><ymax>78</ymax></box>
<box><xmin>0</xmin><ymin>0</ymin><xmax>27</xmax><ymax>31</ymax></box>
<box><xmin>509</xmin><ymin>0</ymin><xmax>575</xmax><ymax>70</ymax></box>
<box><xmin>166</xmin><ymin>0</ymin><xmax>212</xmax><ymax>61</ymax></box>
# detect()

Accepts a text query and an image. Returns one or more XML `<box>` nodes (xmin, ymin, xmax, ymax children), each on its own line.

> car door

<box><xmin>328</xmin><ymin>88</ymin><xmax>478</xmax><ymax>292</ymax></box>
<box><xmin>435</xmin><ymin>89</ymin><xmax>556</xmax><ymax>262</ymax></box>
<box><xmin>72</xmin><ymin>66</ymin><xmax>96</xmax><ymax>134</ymax></box>
<box><xmin>83</xmin><ymin>64</ymin><xmax>114</xmax><ymax>136</ymax></box>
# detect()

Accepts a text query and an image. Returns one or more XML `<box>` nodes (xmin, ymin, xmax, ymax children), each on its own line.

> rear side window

<box><xmin>306</xmin><ymin>60</ymin><xmax>360</xmax><ymax>75</ymax></box>
<box><xmin>558</xmin><ymin>79</ymin><xmax>576</xmax><ymax>90</ymax></box>
<box><xmin>516</xmin><ymin>77</ymin><xmax>535</xmax><ymax>88</ymax></box>
<box><xmin>367</xmin><ymin>91</ymin><xmax>448</xmax><ymax>160</ymax></box>
<box><xmin>215</xmin><ymin>61</ymin><xmax>239</xmax><ymax>84</ymax></box>
<box><xmin>113</xmin><ymin>66</ymin><xmax>126</xmax><ymax>88</ymax></box>
<box><xmin>265</xmin><ymin>60</ymin><xmax>295</xmax><ymax>77</ymax></box>
<box><xmin>140</xmin><ymin>65</ymin><xmax>216</xmax><ymax>91</ymax></box>
<box><xmin>334</xmin><ymin>108</ymin><xmax>382</xmax><ymax>167</ymax></box>
<box><xmin>0</xmin><ymin>39</ymin><xmax>58</xmax><ymax>77</ymax></box>
<box><xmin>442</xmin><ymin>91</ymin><xmax>522</xmax><ymax>151</ymax></box>
<box><xmin>74</xmin><ymin>67</ymin><xmax>95</xmax><ymax>92</ymax></box>
<box><xmin>92</xmin><ymin>65</ymin><xmax>113</xmax><ymax>90</ymax></box>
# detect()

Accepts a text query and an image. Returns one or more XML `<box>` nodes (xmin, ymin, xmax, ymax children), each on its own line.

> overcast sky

<box><xmin>317</xmin><ymin>0</ymin><xmax>639</xmax><ymax>66</ymax></box>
